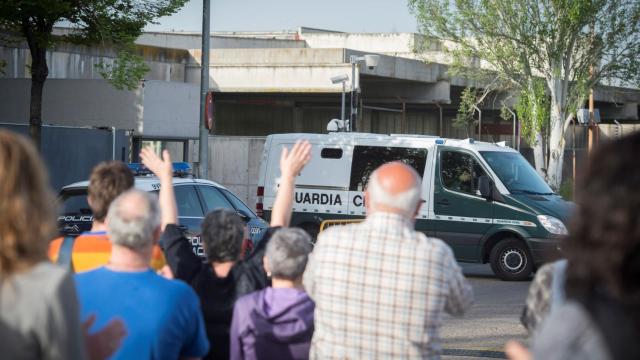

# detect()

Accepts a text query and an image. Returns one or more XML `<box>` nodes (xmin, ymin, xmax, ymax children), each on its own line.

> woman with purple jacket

<box><xmin>230</xmin><ymin>228</ymin><xmax>315</xmax><ymax>360</ymax></box>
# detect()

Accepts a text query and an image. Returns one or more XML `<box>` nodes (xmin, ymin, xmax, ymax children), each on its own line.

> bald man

<box><xmin>303</xmin><ymin>161</ymin><xmax>473</xmax><ymax>359</ymax></box>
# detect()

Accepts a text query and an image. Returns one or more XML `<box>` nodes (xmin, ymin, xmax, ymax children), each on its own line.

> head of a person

<box><xmin>565</xmin><ymin>132</ymin><xmax>640</xmax><ymax>302</ymax></box>
<box><xmin>201</xmin><ymin>209</ymin><xmax>245</xmax><ymax>263</ymax></box>
<box><xmin>365</xmin><ymin>161</ymin><xmax>422</xmax><ymax>219</ymax></box>
<box><xmin>106</xmin><ymin>189</ymin><xmax>161</xmax><ymax>252</ymax></box>
<box><xmin>0</xmin><ymin>130</ymin><xmax>56</xmax><ymax>275</ymax></box>
<box><xmin>88</xmin><ymin>161</ymin><xmax>134</xmax><ymax>223</ymax></box>
<box><xmin>264</xmin><ymin>228</ymin><xmax>313</xmax><ymax>281</ymax></box>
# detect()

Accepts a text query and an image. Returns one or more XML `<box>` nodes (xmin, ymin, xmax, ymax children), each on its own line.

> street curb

<box><xmin>443</xmin><ymin>348</ymin><xmax>506</xmax><ymax>359</ymax></box>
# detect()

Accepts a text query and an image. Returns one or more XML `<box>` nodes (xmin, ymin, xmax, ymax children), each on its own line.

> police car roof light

<box><xmin>435</xmin><ymin>139</ymin><xmax>445</xmax><ymax>145</ymax></box>
<box><xmin>172</xmin><ymin>162</ymin><xmax>192</xmax><ymax>178</ymax></box>
<box><xmin>127</xmin><ymin>162</ymin><xmax>192</xmax><ymax>177</ymax></box>
<box><xmin>127</xmin><ymin>163</ymin><xmax>151</xmax><ymax>176</ymax></box>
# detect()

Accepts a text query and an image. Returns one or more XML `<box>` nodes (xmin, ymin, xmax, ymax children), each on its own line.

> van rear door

<box><xmin>434</xmin><ymin>147</ymin><xmax>494</xmax><ymax>261</ymax></box>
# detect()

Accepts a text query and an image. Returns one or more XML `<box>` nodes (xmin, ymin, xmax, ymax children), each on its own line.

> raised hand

<box><xmin>83</xmin><ymin>314</ymin><xmax>127</xmax><ymax>360</ymax></box>
<box><xmin>140</xmin><ymin>147</ymin><xmax>178</xmax><ymax>228</ymax></box>
<box><xmin>280</xmin><ymin>140</ymin><xmax>312</xmax><ymax>179</ymax></box>
<box><xmin>271</xmin><ymin>140</ymin><xmax>312</xmax><ymax>227</ymax></box>
<box><xmin>140</xmin><ymin>148</ymin><xmax>173</xmax><ymax>181</ymax></box>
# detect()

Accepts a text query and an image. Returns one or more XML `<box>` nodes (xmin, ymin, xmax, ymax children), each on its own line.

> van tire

<box><xmin>489</xmin><ymin>238</ymin><xmax>533</xmax><ymax>281</ymax></box>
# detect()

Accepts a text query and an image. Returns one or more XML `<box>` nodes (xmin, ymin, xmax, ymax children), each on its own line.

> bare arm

<box><xmin>270</xmin><ymin>140</ymin><xmax>312</xmax><ymax>227</ymax></box>
<box><xmin>140</xmin><ymin>148</ymin><xmax>177</xmax><ymax>230</ymax></box>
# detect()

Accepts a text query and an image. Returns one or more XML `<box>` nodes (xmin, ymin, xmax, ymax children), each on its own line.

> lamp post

<box><xmin>503</xmin><ymin>106</ymin><xmax>517</xmax><ymax>149</ymax></box>
<box><xmin>197</xmin><ymin>0</ymin><xmax>211</xmax><ymax>179</ymax></box>
<box><xmin>472</xmin><ymin>104</ymin><xmax>482</xmax><ymax>141</ymax></box>
<box><xmin>330</xmin><ymin>74</ymin><xmax>349</xmax><ymax>124</ymax></box>
<box><xmin>349</xmin><ymin>54</ymin><xmax>380</xmax><ymax>132</ymax></box>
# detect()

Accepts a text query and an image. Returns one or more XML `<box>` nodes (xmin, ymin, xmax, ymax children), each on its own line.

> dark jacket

<box><xmin>161</xmin><ymin>224</ymin><xmax>278</xmax><ymax>360</ymax></box>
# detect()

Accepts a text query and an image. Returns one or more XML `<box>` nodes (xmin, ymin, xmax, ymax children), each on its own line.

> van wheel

<box><xmin>489</xmin><ymin>238</ymin><xmax>533</xmax><ymax>281</ymax></box>
<box><xmin>299</xmin><ymin>223</ymin><xmax>320</xmax><ymax>243</ymax></box>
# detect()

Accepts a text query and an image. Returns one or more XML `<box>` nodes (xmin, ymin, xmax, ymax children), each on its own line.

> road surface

<box><xmin>441</xmin><ymin>263</ymin><xmax>531</xmax><ymax>359</ymax></box>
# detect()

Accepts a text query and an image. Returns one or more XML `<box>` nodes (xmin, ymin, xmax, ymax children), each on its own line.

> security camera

<box><xmin>327</xmin><ymin>119</ymin><xmax>346</xmax><ymax>132</ymax></box>
<box><xmin>331</xmin><ymin>74</ymin><xmax>349</xmax><ymax>84</ymax></box>
<box><xmin>364</xmin><ymin>54</ymin><xmax>380</xmax><ymax>70</ymax></box>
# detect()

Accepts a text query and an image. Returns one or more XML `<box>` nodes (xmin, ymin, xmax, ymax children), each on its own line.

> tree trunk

<box><xmin>546</xmin><ymin>106</ymin><xmax>565</xmax><ymax>191</ymax></box>
<box><xmin>532</xmin><ymin>132</ymin><xmax>546</xmax><ymax>177</ymax></box>
<box><xmin>546</xmin><ymin>76</ymin><xmax>567</xmax><ymax>191</ymax></box>
<box><xmin>29</xmin><ymin>46</ymin><xmax>48</xmax><ymax>149</ymax></box>
<box><xmin>23</xmin><ymin>20</ymin><xmax>50</xmax><ymax>150</ymax></box>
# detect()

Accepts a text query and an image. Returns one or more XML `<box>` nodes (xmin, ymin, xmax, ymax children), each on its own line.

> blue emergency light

<box><xmin>128</xmin><ymin>162</ymin><xmax>193</xmax><ymax>177</ymax></box>
<box><xmin>435</xmin><ymin>139</ymin><xmax>445</xmax><ymax>145</ymax></box>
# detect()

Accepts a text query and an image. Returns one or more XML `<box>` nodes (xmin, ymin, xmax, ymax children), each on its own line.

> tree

<box><xmin>0</xmin><ymin>0</ymin><xmax>188</xmax><ymax>148</ymax></box>
<box><xmin>409</xmin><ymin>0</ymin><xmax>640</xmax><ymax>190</ymax></box>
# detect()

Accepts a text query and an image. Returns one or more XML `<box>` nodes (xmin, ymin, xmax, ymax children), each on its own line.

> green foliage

<box><xmin>95</xmin><ymin>50</ymin><xmax>150</xmax><ymax>90</ymax></box>
<box><xmin>0</xmin><ymin>0</ymin><xmax>189</xmax><ymax>144</ymax></box>
<box><xmin>409</xmin><ymin>0</ymin><xmax>640</xmax><ymax>124</ymax></box>
<box><xmin>558</xmin><ymin>179</ymin><xmax>574</xmax><ymax>201</ymax></box>
<box><xmin>454</xmin><ymin>87</ymin><xmax>478</xmax><ymax>135</ymax></box>
<box><xmin>515</xmin><ymin>80</ymin><xmax>549</xmax><ymax>145</ymax></box>
<box><xmin>409</xmin><ymin>0</ymin><xmax>640</xmax><ymax>187</ymax></box>
<box><xmin>0</xmin><ymin>0</ymin><xmax>187</xmax><ymax>87</ymax></box>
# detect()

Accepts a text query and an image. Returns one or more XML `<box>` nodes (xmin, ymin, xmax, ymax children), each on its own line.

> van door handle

<box><xmin>437</xmin><ymin>199</ymin><xmax>450</xmax><ymax>206</ymax></box>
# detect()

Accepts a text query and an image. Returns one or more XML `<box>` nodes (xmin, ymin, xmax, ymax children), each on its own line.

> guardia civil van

<box><xmin>256</xmin><ymin>133</ymin><xmax>573</xmax><ymax>280</ymax></box>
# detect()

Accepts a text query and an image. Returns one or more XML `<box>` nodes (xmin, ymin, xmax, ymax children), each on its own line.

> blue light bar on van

<box><xmin>435</xmin><ymin>139</ymin><xmax>445</xmax><ymax>145</ymax></box>
<box><xmin>128</xmin><ymin>162</ymin><xmax>192</xmax><ymax>177</ymax></box>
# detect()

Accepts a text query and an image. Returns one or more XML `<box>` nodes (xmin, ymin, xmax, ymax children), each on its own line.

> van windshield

<box><xmin>480</xmin><ymin>151</ymin><xmax>554</xmax><ymax>195</ymax></box>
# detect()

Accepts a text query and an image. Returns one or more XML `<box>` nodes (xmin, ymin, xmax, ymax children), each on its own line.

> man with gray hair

<box><xmin>230</xmin><ymin>228</ymin><xmax>315</xmax><ymax>360</ymax></box>
<box><xmin>75</xmin><ymin>189</ymin><xmax>210</xmax><ymax>359</ymax></box>
<box><xmin>303</xmin><ymin>161</ymin><xmax>473</xmax><ymax>359</ymax></box>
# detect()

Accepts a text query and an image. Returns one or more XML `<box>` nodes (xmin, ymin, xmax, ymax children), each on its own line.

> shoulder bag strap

<box><xmin>56</xmin><ymin>235</ymin><xmax>77</xmax><ymax>272</ymax></box>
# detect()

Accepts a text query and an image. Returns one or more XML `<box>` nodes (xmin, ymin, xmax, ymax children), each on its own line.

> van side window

<box><xmin>321</xmin><ymin>148</ymin><xmax>343</xmax><ymax>159</ymax></box>
<box><xmin>440</xmin><ymin>150</ymin><xmax>488</xmax><ymax>196</ymax></box>
<box><xmin>349</xmin><ymin>146</ymin><xmax>427</xmax><ymax>191</ymax></box>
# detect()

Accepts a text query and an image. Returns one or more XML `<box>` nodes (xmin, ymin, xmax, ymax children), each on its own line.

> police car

<box><xmin>58</xmin><ymin>163</ymin><xmax>268</xmax><ymax>257</ymax></box>
<box><xmin>257</xmin><ymin>133</ymin><xmax>573</xmax><ymax>281</ymax></box>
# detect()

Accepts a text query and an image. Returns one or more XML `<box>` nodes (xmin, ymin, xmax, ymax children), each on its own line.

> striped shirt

<box><xmin>303</xmin><ymin>212</ymin><xmax>473</xmax><ymax>359</ymax></box>
<box><xmin>49</xmin><ymin>231</ymin><xmax>165</xmax><ymax>272</ymax></box>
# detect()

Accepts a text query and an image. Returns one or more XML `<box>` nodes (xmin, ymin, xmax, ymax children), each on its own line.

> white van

<box><xmin>256</xmin><ymin>133</ymin><xmax>573</xmax><ymax>280</ymax></box>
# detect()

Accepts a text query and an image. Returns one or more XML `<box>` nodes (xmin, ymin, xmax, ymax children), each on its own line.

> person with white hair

<box><xmin>303</xmin><ymin>161</ymin><xmax>473</xmax><ymax>359</ymax></box>
<box><xmin>74</xmin><ymin>189</ymin><xmax>209</xmax><ymax>360</ymax></box>
<box><xmin>229</xmin><ymin>228</ymin><xmax>315</xmax><ymax>360</ymax></box>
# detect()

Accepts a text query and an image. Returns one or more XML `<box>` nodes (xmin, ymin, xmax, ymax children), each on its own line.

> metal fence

<box><xmin>0</xmin><ymin>123</ymin><xmax>129</xmax><ymax>192</ymax></box>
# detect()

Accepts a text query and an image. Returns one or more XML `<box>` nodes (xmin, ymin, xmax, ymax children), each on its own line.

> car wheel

<box><xmin>489</xmin><ymin>238</ymin><xmax>533</xmax><ymax>281</ymax></box>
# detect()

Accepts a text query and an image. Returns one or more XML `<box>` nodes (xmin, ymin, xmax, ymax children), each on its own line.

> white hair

<box><xmin>266</xmin><ymin>228</ymin><xmax>313</xmax><ymax>280</ymax></box>
<box><xmin>367</xmin><ymin>169</ymin><xmax>421</xmax><ymax>217</ymax></box>
<box><xmin>106</xmin><ymin>189</ymin><xmax>160</xmax><ymax>250</ymax></box>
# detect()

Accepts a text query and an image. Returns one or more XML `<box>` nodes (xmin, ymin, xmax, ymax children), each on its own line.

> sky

<box><xmin>147</xmin><ymin>0</ymin><xmax>419</xmax><ymax>33</ymax></box>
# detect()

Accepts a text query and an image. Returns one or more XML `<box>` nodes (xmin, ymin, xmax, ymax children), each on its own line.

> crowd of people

<box><xmin>0</xmin><ymin>127</ymin><xmax>638</xmax><ymax>359</ymax></box>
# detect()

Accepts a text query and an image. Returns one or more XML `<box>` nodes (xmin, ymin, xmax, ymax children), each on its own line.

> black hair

<box><xmin>201</xmin><ymin>209</ymin><xmax>244</xmax><ymax>263</ymax></box>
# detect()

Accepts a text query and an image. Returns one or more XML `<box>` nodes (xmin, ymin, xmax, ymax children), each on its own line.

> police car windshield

<box><xmin>480</xmin><ymin>151</ymin><xmax>554</xmax><ymax>195</ymax></box>
<box><xmin>59</xmin><ymin>190</ymin><xmax>91</xmax><ymax>216</ymax></box>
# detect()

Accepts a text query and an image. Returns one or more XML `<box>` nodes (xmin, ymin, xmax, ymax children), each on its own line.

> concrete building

<box><xmin>1</xmin><ymin>27</ymin><xmax>639</xmax><ymax>199</ymax></box>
